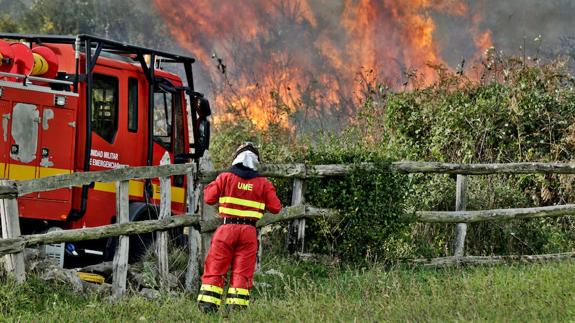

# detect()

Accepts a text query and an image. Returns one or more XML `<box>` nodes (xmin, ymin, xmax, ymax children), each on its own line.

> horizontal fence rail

<box><xmin>16</xmin><ymin>163</ymin><xmax>194</xmax><ymax>197</ymax></box>
<box><xmin>411</xmin><ymin>252</ymin><xmax>575</xmax><ymax>267</ymax></box>
<box><xmin>415</xmin><ymin>204</ymin><xmax>575</xmax><ymax>223</ymax></box>
<box><xmin>0</xmin><ymin>161</ymin><xmax>572</xmax><ymax>199</ymax></box>
<box><xmin>3</xmin><ymin>200</ymin><xmax>567</xmax><ymax>257</ymax></box>
<box><xmin>0</xmin><ymin>205</ymin><xmax>320</xmax><ymax>258</ymax></box>
<box><xmin>199</xmin><ymin>162</ymin><xmax>575</xmax><ymax>183</ymax></box>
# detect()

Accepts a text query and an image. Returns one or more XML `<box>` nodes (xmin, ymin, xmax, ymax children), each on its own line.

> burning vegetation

<box><xmin>154</xmin><ymin>0</ymin><xmax>493</xmax><ymax>130</ymax></box>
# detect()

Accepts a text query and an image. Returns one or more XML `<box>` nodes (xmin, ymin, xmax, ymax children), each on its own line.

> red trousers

<box><xmin>201</xmin><ymin>224</ymin><xmax>258</xmax><ymax>289</ymax></box>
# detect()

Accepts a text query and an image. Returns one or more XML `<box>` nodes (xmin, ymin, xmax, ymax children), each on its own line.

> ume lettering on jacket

<box><xmin>237</xmin><ymin>182</ymin><xmax>253</xmax><ymax>191</ymax></box>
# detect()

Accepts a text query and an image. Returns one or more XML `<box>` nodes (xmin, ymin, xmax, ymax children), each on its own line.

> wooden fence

<box><xmin>2</xmin><ymin>161</ymin><xmax>575</xmax><ymax>298</ymax></box>
<box><xmin>199</xmin><ymin>162</ymin><xmax>575</xmax><ymax>267</ymax></box>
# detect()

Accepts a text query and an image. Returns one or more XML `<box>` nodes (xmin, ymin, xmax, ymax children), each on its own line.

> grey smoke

<box><xmin>438</xmin><ymin>0</ymin><xmax>575</xmax><ymax>66</ymax></box>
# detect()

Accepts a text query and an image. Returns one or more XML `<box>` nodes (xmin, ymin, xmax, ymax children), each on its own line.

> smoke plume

<box><xmin>153</xmin><ymin>0</ymin><xmax>574</xmax><ymax>130</ymax></box>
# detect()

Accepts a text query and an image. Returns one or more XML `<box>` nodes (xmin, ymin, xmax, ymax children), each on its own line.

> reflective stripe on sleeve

<box><xmin>219</xmin><ymin>197</ymin><xmax>265</xmax><ymax>210</ymax></box>
<box><xmin>219</xmin><ymin>207</ymin><xmax>263</xmax><ymax>219</ymax></box>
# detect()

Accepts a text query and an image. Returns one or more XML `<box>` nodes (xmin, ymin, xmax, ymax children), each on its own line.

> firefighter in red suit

<box><xmin>197</xmin><ymin>143</ymin><xmax>281</xmax><ymax>313</ymax></box>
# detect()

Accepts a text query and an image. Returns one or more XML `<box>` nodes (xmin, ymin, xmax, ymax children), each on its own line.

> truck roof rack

<box><xmin>0</xmin><ymin>33</ymin><xmax>195</xmax><ymax>63</ymax></box>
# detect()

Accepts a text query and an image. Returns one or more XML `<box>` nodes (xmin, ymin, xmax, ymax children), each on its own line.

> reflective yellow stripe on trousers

<box><xmin>198</xmin><ymin>295</ymin><xmax>222</xmax><ymax>306</ymax></box>
<box><xmin>226</xmin><ymin>287</ymin><xmax>250</xmax><ymax>306</ymax></box>
<box><xmin>197</xmin><ymin>284</ymin><xmax>223</xmax><ymax>306</ymax></box>
<box><xmin>200</xmin><ymin>284</ymin><xmax>223</xmax><ymax>294</ymax></box>
<box><xmin>225</xmin><ymin>297</ymin><xmax>249</xmax><ymax>306</ymax></box>
<box><xmin>228</xmin><ymin>287</ymin><xmax>250</xmax><ymax>295</ymax></box>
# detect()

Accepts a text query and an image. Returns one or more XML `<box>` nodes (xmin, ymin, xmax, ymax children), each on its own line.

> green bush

<box><xmin>301</xmin><ymin>143</ymin><xmax>412</xmax><ymax>263</ymax></box>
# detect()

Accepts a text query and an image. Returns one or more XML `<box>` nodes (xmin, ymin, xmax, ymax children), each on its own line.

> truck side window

<box><xmin>153</xmin><ymin>90</ymin><xmax>172</xmax><ymax>149</ymax></box>
<box><xmin>128</xmin><ymin>78</ymin><xmax>138</xmax><ymax>132</ymax></box>
<box><xmin>92</xmin><ymin>74</ymin><xmax>119</xmax><ymax>143</ymax></box>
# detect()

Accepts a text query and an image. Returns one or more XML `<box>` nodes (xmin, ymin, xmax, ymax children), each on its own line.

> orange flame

<box><xmin>154</xmin><ymin>0</ymin><xmax>492</xmax><ymax>129</ymax></box>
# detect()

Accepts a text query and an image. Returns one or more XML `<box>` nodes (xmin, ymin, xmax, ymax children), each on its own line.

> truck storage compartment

<box><xmin>0</xmin><ymin>82</ymin><xmax>78</xmax><ymax>221</ymax></box>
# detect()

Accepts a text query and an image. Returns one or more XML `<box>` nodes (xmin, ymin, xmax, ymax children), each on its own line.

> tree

<box><xmin>0</xmin><ymin>0</ymin><xmax>175</xmax><ymax>50</ymax></box>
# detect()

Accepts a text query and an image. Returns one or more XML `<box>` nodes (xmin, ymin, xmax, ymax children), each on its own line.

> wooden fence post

<box><xmin>112</xmin><ymin>179</ymin><xmax>129</xmax><ymax>299</ymax></box>
<box><xmin>185</xmin><ymin>163</ymin><xmax>201</xmax><ymax>293</ymax></box>
<box><xmin>0</xmin><ymin>180</ymin><xmax>25</xmax><ymax>283</ymax></box>
<box><xmin>198</xmin><ymin>152</ymin><xmax>216</xmax><ymax>268</ymax></box>
<box><xmin>287</xmin><ymin>178</ymin><xmax>306</xmax><ymax>254</ymax></box>
<box><xmin>157</xmin><ymin>153</ymin><xmax>171</xmax><ymax>288</ymax></box>
<box><xmin>453</xmin><ymin>175</ymin><xmax>468</xmax><ymax>257</ymax></box>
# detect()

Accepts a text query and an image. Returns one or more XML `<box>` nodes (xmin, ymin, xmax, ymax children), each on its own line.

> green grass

<box><xmin>1</xmin><ymin>258</ymin><xmax>574</xmax><ymax>322</ymax></box>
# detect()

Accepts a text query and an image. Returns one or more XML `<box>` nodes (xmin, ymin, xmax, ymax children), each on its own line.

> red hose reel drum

<box><xmin>0</xmin><ymin>40</ymin><xmax>59</xmax><ymax>78</ymax></box>
<box><xmin>7</xmin><ymin>42</ymin><xmax>34</xmax><ymax>76</ymax></box>
<box><xmin>31</xmin><ymin>46</ymin><xmax>59</xmax><ymax>78</ymax></box>
<box><xmin>0</xmin><ymin>39</ymin><xmax>15</xmax><ymax>73</ymax></box>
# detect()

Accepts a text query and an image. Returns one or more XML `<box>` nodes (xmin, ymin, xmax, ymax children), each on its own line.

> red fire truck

<box><xmin>0</xmin><ymin>34</ymin><xmax>210</xmax><ymax>262</ymax></box>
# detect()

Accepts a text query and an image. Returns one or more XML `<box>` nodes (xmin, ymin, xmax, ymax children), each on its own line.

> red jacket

<box><xmin>204</xmin><ymin>171</ymin><xmax>281</xmax><ymax>219</ymax></box>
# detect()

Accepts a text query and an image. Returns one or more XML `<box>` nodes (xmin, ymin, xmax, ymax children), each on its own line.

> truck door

<box><xmin>152</xmin><ymin>81</ymin><xmax>188</xmax><ymax>212</ymax></box>
<box><xmin>37</xmin><ymin>104</ymin><xmax>77</xmax><ymax>201</ymax></box>
<box><xmin>153</xmin><ymin>82</ymin><xmax>188</xmax><ymax>175</ymax></box>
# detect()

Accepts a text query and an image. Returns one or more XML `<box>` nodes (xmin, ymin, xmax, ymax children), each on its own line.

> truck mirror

<box><xmin>198</xmin><ymin>98</ymin><xmax>211</xmax><ymax>117</ymax></box>
<box><xmin>196</xmin><ymin>117</ymin><xmax>210</xmax><ymax>157</ymax></box>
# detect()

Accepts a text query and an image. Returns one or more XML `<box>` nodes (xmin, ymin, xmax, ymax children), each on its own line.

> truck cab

<box><xmin>0</xmin><ymin>34</ymin><xmax>210</xmax><ymax>258</ymax></box>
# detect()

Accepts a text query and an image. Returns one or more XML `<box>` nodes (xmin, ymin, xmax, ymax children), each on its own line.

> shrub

<box><xmin>302</xmin><ymin>142</ymin><xmax>412</xmax><ymax>263</ymax></box>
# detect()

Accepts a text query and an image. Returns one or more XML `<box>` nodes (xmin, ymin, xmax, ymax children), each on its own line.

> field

<box><xmin>1</xmin><ymin>258</ymin><xmax>574</xmax><ymax>322</ymax></box>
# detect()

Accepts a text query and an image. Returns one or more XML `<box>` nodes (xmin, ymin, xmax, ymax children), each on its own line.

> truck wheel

<box><xmin>104</xmin><ymin>202</ymin><xmax>158</xmax><ymax>263</ymax></box>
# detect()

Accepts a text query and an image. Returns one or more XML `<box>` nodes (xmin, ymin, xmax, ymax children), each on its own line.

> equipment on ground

<box><xmin>76</xmin><ymin>272</ymin><xmax>105</xmax><ymax>284</ymax></box>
